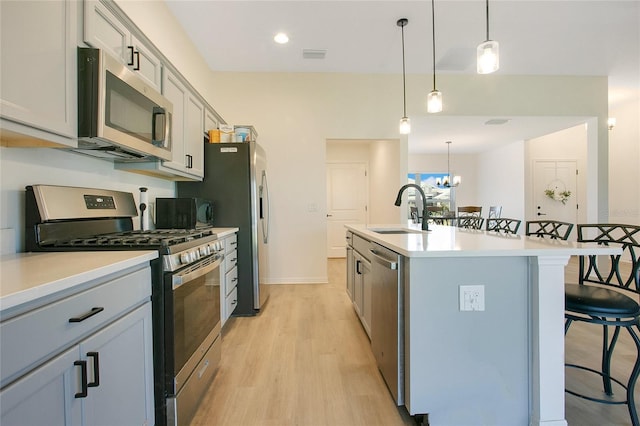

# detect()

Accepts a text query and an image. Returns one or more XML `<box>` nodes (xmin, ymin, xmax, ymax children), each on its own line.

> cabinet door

<box><xmin>84</xmin><ymin>1</ymin><xmax>161</xmax><ymax>91</ymax></box>
<box><xmin>130</xmin><ymin>35</ymin><xmax>163</xmax><ymax>91</ymax></box>
<box><xmin>162</xmin><ymin>69</ymin><xmax>187</xmax><ymax>172</ymax></box>
<box><xmin>0</xmin><ymin>346</ymin><xmax>81</xmax><ymax>426</ymax></box>
<box><xmin>80</xmin><ymin>303</ymin><xmax>154</xmax><ymax>426</ymax></box>
<box><xmin>346</xmin><ymin>246</ymin><xmax>355</xmax><ymax>301</ymax></box>
<box><xmin>84</xmin><ymin>0</ymin><xmax>129</xmax><ymax>65</ymax></box>
<box><xmin>361</xmin><ymin>259</ymin><xmax>372</xmax><ymax>337</ymax></box>
<box><xmin>204</xmin><ymin>107</ymin><xmax>219</xmax><ymax>136</ymax></box>
<box><xmin>0</xmin><ymin>0</ymin><xmax>76</xmax><ymax>139</ymax></box>
<box><xmin>353</xmin><ymin>254</ymin><xmax>364</xmax><ymax>317</ymax></box>
<box><xmin>185</xmin><ymin>94</ymin><xmax>205</xmax><ymax>178</ymax></box>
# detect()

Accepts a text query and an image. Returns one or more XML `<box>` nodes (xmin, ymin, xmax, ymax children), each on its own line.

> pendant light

<box><xmin>477</xmin><ymin>0</ymin><xmax>499</xmax><ymax>74</ymax></box>
<box><xmin>428</xmin><ymin>0</ymin><xmax>442</xmax><ymax>113</ymax></box>
<box><xmin>397</xmin><ymin>18</ymin><xmax>410</xmax><ymax>134</ymax></box>
<box><xmin>435</xmin><ymin>141</ymin><xmax>461</xmax><ymax>187</ymax></box>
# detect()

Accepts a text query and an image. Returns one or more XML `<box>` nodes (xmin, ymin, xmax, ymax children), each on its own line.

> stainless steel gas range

<box><xmin>25</xmin><ymin>184</ymin><xmax>222</xmax><ymax>426</ymax></box>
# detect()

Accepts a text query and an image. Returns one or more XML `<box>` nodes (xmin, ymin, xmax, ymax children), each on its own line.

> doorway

<box><xmin>326</xmin><ymin>162</ymin><xmax>368</xmax><ymax>258</ymax></box>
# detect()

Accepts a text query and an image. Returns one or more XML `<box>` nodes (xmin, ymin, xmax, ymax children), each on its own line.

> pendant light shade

<box><xmin>397</xmin><ymin>18</ymin><xmax>411</xmax><ymax>135</ymax></box>
<box><xmin>428</xmin><ymin>0</ymin><xmax>442</xmax><ymax>114</ymax></box>
<box><xmin>399</xmin><ymin>117</ymin><xmax>411</xmax><ymax>134</ymax></box>
<box><xmin>427</xmin><ymin>90</ymin><xmax>443</xmax><ymax>113</ymax></box>
<box><xmin>477</xmin><ymin>0</ymin><xmax>499</xmax><ymax>74</ymax></box>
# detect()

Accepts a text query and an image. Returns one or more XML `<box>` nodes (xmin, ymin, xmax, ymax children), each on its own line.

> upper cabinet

<box><xmin>162</xmin><ymin>68</ymin><xmax>205</xmax><ymax>179</ymax></box>
<box><xmin>83</xmin><ymin>0</ymin><xmax>162</xmax><ymax>91</ymax></box>
<box><xmin>0</xmin><ymin>0</ymin><xmax>77</xmax><ymax>147</ymax></box>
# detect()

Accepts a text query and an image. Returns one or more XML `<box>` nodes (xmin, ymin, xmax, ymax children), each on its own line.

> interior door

<box><xmin>326</xmin><ymin>163</ymin><xmax>368</xmax><ymax>258</ymax></box>
<box><xmin>532</xmin><ymin>160</ymin><xmax>578</xmax><ymax>232</ymax></box>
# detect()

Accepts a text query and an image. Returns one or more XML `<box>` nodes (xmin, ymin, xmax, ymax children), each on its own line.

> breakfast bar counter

<box><xmin>346</xmin><ymin>223</ymin><xmax>620</xmax><ymax>426</ymax></box>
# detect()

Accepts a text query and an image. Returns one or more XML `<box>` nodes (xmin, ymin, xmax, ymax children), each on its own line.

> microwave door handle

<box><xmin>152</xmin><ymin>108</ymin><xmax>166</xmax><ymax>146</ymax></box>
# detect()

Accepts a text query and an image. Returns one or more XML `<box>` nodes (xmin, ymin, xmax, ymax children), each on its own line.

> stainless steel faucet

<box><xmin>394</xmin><ymin>184</ymin><xmax>429</xmax><ymax>231</ymax></box>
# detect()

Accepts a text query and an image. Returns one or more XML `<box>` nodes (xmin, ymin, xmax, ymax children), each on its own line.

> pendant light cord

<box><xmin>400</xmin><ymin>20</ymin><xmax>407</xmax><ymax>117</ymax></box>
<box><xmin>431</xmin><ymin>0</ymin><xmax>437</xmax><ymax>90</ymax></box>
<box><xmin>485</xmin><ymin>0</ymin><xmax>490</xmax><ymax>41</ymax></box>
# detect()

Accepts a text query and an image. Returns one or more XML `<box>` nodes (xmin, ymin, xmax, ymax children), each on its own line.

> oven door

<box><xmin>166</xmin><ymin>254</ymin><xmax>222</xmax><ymax>395</ymax></box>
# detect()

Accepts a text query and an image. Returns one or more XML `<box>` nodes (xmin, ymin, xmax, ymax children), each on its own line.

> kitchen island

<box><xmin>346</xmin><ymin>223</ymin><xmax>620</xmax><ymax>426</ymax></box>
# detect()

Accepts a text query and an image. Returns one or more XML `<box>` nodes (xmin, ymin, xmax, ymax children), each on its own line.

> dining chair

<box><xmin>426</xmin><ymin>206</ymin><xmax>445</xmax><ymax>224</ymax></box>
<box><xmin>525</xmin><ymin>220</ymin><xmax>574</xmax><ymax>240</ymax></box>
<box><xmin>486</xmin><ymin>218</ymin><xmax>521</xmax><ymax>234</ymax></box>
<box><xmin>457</xmin><ymin>206</ymin><xmax>482</xmax><ymax>217</ymax></box>
<box><xmin>410</xmin><ymin>206</ymin><xmax>419</xmax><ymax>223</ymax></box>
<box><xmin>457</xmin><ymin>216</ymin><xmax>484</xmax><ymax>230</ymax></box>
<box><xmin>565</xmin><ymin>224</ymin><xmax>640</xmax><ymax>426</ymax></box>
<box><xmin>488</xmin><ymin>206</ymin><xmax>502</xmax><ymax>219</ymax></box>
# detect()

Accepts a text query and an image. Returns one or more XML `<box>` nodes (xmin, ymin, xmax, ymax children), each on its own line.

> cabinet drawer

<box><xmin>0</xmin><ymin>267</ymin><xmax>151</xmax><ymax>387</ymax></box>
<box><xmin>224</xmin><ymin>250</ymin><xmax>238</xmax><ymax>272</ymax></box>
<box><xmin>353</xmin><ymin>234</ymin><xmax>371</xmax><ymax>261</ymax></box>
<box><xmin>224</xmin><ymin>266</ymin><xmax>238</xmax><ymax>296</ymax></box>
<box><xmin>225</xmin><ymin>287</ymin><xmax>238</xmax><ymax>318</ymax></box>
<box><xmin>224</xmin><ymin>235</ymin><xmax>237</xmax><ymax>254</ymax></box>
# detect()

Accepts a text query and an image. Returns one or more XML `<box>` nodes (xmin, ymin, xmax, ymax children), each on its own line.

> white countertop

<box><xmin>0</xmin><ymin>251</ymin><xmax>158</xmax><ymax>313</ymax></box>
<box><xmin>212</xmin><ymin>227</ymin><xmax>239</xmax><ymax>238</ymax></box>
<box><xmin>346</xmin><ymin>223</ymin><xmax>620</xmax><ymax>258</ymax></box>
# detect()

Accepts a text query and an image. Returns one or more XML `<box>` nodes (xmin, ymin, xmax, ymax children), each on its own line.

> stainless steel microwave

<box><xmin>74</xmin><ymin>47</ymin><xmax>172</xmax><ymax>161</ymax></box>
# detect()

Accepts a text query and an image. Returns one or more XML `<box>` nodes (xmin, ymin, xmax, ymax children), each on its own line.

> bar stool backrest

<box><xmin>577</xmin><ymin>224</ymin><xmax>640</xmax><ymax>295</ymax></box>
<box><xmin>486</xmin><ymin>218</ymin><xmax>521</xmax><ymax>234</ymax></box>
<box><xmin>526</xmin><ymin>220</ymin><xmax>574</xmax><ymax>240</ymax></box>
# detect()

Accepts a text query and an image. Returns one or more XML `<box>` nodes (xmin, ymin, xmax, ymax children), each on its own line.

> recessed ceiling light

<box><xmin>274</xmin><ymin>33</ymin><xmax>289</xmax><ymax>44</ymax></box>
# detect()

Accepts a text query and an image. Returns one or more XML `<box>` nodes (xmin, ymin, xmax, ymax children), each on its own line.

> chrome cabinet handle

<box><xmin>369</xmin><ymin>249</ymin><xmax>398</xmax><ymax>270</ymax></box>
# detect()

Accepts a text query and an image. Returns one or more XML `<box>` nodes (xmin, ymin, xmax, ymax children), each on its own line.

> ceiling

<box><xmin>164</xmin><ymin>0</ymin><xmax>639</xmax><ymax>154</ymax></box>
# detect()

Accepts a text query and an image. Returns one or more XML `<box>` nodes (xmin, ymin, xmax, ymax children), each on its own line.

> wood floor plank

<box><xmin>190</xmin><ymin>257</ymin><xmax>638</xmax><ymax>425</ymax></box>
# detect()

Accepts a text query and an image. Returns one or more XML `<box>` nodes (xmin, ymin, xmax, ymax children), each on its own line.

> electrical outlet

<box><xmin>459</xmin><ymin>285</ymin><xmax>485</xmax><ymax>311</ymax></box>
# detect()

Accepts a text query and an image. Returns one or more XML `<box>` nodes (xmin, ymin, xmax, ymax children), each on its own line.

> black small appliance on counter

<box><xmin>155</xmin><ymin>197</ymin><xmax>214</xmax><ymax>229</ymax></box>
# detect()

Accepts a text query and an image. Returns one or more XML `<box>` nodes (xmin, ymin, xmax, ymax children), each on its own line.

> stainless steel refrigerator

<box><xmin>178</xmin><ymin>141</ymin><xmax>270</xmax><ymax>315</ymax></box>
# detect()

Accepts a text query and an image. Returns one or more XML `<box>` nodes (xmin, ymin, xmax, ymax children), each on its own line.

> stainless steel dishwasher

<box><xmin>369</xmin><ymin>242</ymin><xmax>404</xmax><ymax>405</ymax></box>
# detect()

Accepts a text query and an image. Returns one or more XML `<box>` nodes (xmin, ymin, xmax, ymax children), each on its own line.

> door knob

<box><xmin>537</xmin><ymin>212</ymin><xmax>547</xmax><ymax>216</ymax></box>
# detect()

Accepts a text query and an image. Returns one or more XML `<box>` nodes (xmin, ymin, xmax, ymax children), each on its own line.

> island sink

<box><xmin>370</xmin><ymin>229</ymin><xmax>424</xmax><ymax>235</ymax></box>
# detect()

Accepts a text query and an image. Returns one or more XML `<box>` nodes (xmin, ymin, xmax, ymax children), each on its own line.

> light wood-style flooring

<box><xmin>191</xmin><ymin>257</ymin><xmax>638</xmax><ymax>426</ymax></box>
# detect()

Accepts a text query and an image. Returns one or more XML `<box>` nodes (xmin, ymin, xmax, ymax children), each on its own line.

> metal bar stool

<box><xmin>525</xmin><ymin>220</ymin><xmax>574</xmax><ymax>240</ymax></box>
<box><xmin>486</xmin><ymin>218</ymin><xmax>521</xmax><ymax>234</ymax></box>
<box><xmin>565</xmin><ymin>224</ymin><xmax>640</xmax><ymax>426</ymax></box>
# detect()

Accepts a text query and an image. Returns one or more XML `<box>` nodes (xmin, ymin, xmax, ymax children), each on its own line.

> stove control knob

<box><xmin>180</xmin><ymin>252</ymin><xmax>191</xmax><ymax>264</ymax></box>
<box><xmin>216</xmin><ymin>241</ymin><xmax>223</xmax><ymax>251</ymax></box>
<box><xmin>200</xmin><ymin>246</ymin><xmax>210</xmax><ymax>256</ymax></box>
<box><xmin>192</xmin><ymin>249</ymin><xmax>200</xmax><ymax>260</ymax></box>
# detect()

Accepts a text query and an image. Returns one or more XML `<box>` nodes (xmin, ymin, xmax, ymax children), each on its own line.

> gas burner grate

<box><xmin>55</xmin><ymin>227</ymin><xmax>216</xmax><ymax>248</ymax></box>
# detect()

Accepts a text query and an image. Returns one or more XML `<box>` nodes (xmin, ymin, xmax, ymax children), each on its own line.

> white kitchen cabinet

<box><xmin>0</xmin><ymin>265</ymin><xmax>154</xmax><ymax>426</ymax></box>
<box><xmin>83</xmin><ymin>0</ymin><xmax>162</xmax><ymax>91</ymax></box>
<box><xmin>221</xmin><ymin>233</ymin><xmax>239</xmax><ymax>326</ymax></box>
<box><xmin>205</xmin><ymin>107</ymin><xmax>220</xmax><ymax>139</ymax></box>
<box><xmin>161</xmin><ymin>68</ymin><xmax>205</xmax><ymax>180</ymax></box>
<box><xmin>353</xmin><ymin>250</ymin><xmax>372</xmax><ymax>338</ymax></box>
<box><xmin>0</xmin><ymin>0</ymin><xmax>77</xmax><ymax>146</ymax></box>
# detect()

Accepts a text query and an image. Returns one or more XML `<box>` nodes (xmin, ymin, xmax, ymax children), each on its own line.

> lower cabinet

<box><xmin>1</xmin><ymin>302</ymin><xmax>154</xmax><ymax>426</ymax></box>
<box><xmin>221</xmin><ymin>232</ymin><xmax>239</xmax><ymax>327</ymax></box>
<box><xmin>353</xmin><ymin>250</ymin><xmax>372</xmax><ymax>338</ymax></box>
<box><xmin>0</xmin><ymin>265</ymin><xmax>154</xmax><ymax>426</ymax></box>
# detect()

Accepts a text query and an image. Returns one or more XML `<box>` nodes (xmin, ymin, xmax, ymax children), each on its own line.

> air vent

<box><xmin>302</xmin><ymin>49</ymin><xmax>327</xmax><ymax>59</ymax></box>
<box><xmin>484</xmin><ymin>118</ymin><xmax>511</xmax><ymax>125</ymax></box>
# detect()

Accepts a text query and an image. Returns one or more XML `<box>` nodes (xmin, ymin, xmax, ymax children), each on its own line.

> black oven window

<box><xmin>173</xmin><ymin>271</ymin><xmax>220</xmax><ymax>370</ymax></box>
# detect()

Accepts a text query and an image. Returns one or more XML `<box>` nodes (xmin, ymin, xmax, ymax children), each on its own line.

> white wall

<box><xmin>477</xmin><ymin>141</ymin><xmax>526</xmax><ymax>228</ymax></box>
<box><xmin>609</xmin><ymin>98</ymin><xmax>640</xmax><ymax>225</ymax></box>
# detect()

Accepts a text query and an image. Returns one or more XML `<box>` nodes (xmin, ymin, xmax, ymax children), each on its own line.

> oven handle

<box><xmin>172</xmin><ymin>256</ymin><xmax>222</xmax><ymax>289</ymax></box>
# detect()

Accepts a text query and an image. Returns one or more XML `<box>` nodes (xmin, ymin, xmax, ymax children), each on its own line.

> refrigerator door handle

<box><xmin>260</xmin><ymin>170</ymin><xmax>270</xmax><ymax>244</ymax></box>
